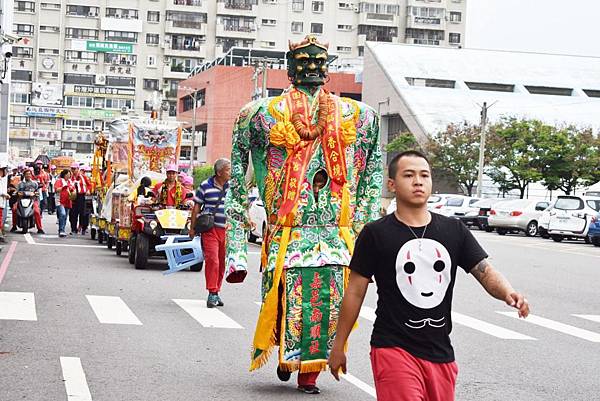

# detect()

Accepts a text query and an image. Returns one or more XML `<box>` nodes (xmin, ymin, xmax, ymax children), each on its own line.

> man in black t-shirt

<box><xmin>329</xmin><ymin>151</ymin><xmax>530</xmax><ymax>401</ymax></box>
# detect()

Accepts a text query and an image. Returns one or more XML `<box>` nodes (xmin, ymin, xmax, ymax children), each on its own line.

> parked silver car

<box><xmin>488</xmin><ymin>199</ymin><xmax>550</xmax><ymax>236</ymax></box>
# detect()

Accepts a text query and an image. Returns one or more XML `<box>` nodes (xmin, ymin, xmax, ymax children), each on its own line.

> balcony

<box><xmin>406</xmin><ymin>16</ymin><xmax>445</xmax><ymax>30</ymax></box>
<box><xmin>166</xmin><ymin>20</ymin><xmax>208</xmax><ymax>35</ymax></box>
<box><xmin>216</xmin><ymin>23</ymin><xmax>257</xmax><ymax>39</ymax></box>
<box><xmin>409</xmin><ymin>38</ymin><xmax>440</xmax><ymax>46</ymax></box>
<box><xmin>164</xmin><ymin>42</ymin><xmax>207</xmax><ymax>58</ymax></box>
<box><xmin>163</xmin><ymin>65</ymin><xmax>191</xmax><ymax>79</ymax></box>
<box><xmin>358</xmin><ymin>12</ymin><xmax>398</xmax><ymax>26</ymax></box>
<box><xmin>216</xmin><ymin>1</ymin><xmax>257</xmax><ymax>16</ymax></box>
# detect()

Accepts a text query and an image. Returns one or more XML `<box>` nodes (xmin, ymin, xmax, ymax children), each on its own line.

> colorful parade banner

<box><xmin>128</xmin><ymin>120</ymin><xmax>181</xmax><ymax>181</ymax></box>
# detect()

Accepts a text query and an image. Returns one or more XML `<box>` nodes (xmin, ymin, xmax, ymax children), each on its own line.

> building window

<box><xmin>358</xmin><ymin>46</ymin><xmax>364</xmax><ymax>57</ymax></box>
<box><xmin>449</xmin><ymin>11</ymin><xmax>462</xmax><ymax>22</ymax></box>
<box><xmin>262</xmin><ymin>19</ymin><xmax>276</xmax><ymax>26</ymax></box>
<box><xmin>106</xmin><ymin>8</ymin><xmax>139</xmax><ymax>19</ymax></box>
<box><xmin>66</xmin><ymin>5</ymin><xmax>98</xmax><ymax>16</ymax></box>
<box><xmin>359</xmin><ymin>3</ymin><xmax>399</xmax><ymax>14</ymax></box>
<box><xmin>147</xmin><ymin>55</ymin><xmax>157</xmax><ymax>67</ymax></box>
<box><xmin>146</xmin><ymin>34</ymin><xmax>160</xmax><ymax>45</ymax></box>
<box><xmin>64</xmin><ymin>96</ymin><xmax>94</xmax><ymax>108</ymax></box>
<box><xmin>448</xmin><ymin>33</ymin><xmax>461</xmax><ymax>44</ymax></box>
<box><xmin>337</xmin><ymin>24</ymin><xmax>352</xmax><ymax>31</ymax></box>
<box><xmin>143</xmin><ymin>79</ymin><xmax>159</xmax><ymax>90</ymax></box>
<box><xmin>405</xmin><ymin>77</ymin><xmax>455</xmax><ymax>88</ymax></box>
<box><xmin>336</xmin><ymin>46</ymin><xmax>351</xmax><ymax>53</ymax></box>
<box><xmin>14</xmin><ymin>1</ymin><xmax>35</xmax><ymax>12</ymax></box>
<box><xmin>10</xmin><ymin>116</ymin><xmax>30</xmax><ymax>127</ymax></box>
<box><xmin>105</xmin><ymin>98</ymin><xmax>134</xmax><ymax>110</ymax></box>
<box><xmin>11</xmin><ymin>70</ymin><xmax>32</xmax><ymax>81</ymax></box>
<box><xmin>65</xmin><ymin>28</ymin><xmax>98</xmax><ymax>39</ymax></box>
<box><xmin>104</xmin><ymin>53</ymin><xmax>137</xmax><ymax>65</ymax></box>
<box><xmin>310</xmin><ymin>23</ymin><xmax>323</xmax><ymax>34</ymax></box>
<box><xmin>105</xmin><ymin>31</ymin><xmax>138</xmax><ymax>43</ymax></box>
<box><xmin>10</xmin><ymin>93</ymin><xmax>31</xmax><ymax>104</ymax></box>
<box><xmin>338</xmin><ymin>2</ymin><xmax>352</xmax><ymax>9</ymax></box>
<box><xmin>147</xmin><ymin>11</ymin><xmax>160</xmax><ymax>22</ymax></box>
<box><xmin>41</xmin><ymin>3</ymin><xmax>61</xmax><ymax>10</ymax></box>
<box><xmin>261</xmin><ymin>41</ymin><xmax>276</xmax><ymax>48</ymax></box>
<box><xmin>312</xmin><ymin>1</ymin><xmax>324</xmax><ymax>12</ymax></box>
<box><xmin>40</xmin><ymin>48</ymin><xmax>60</xmax><ymax>55</ymax></box>
<box><xmin>63</xmin><ymin>120</ymin><xmax>93</xmax><ymax>130</ymax></box>
<box><xmin>13</xmin><ymin>47</ymin><xmax>33</xmax><ymax>58</ymax></box>
<box><xmin>106</xmin><ymin>76</ymin><xmax>136</xmax><ymax>87</ymax></box>
<box><xmin>13</xmin><ymin>24</ymin><xmax>34</xmax><ymax>36</ymax></box>
<box><xmin>291</xmin><ymin>21</ymin><xmax>303</xmax><ymax>33</ymax></box>
<box><xmin>40</xmin><ymin>26</ymin><xmax>60</xmax><ymax>33</ymax></box>
<box><xmin>292</xmin><ymin>0</ymin><xmax>304</xmax><ymax>12</ymax></box>
<box><xmin>65</xmin><ymin>51</ymin><xmax>97</xmax><ymax>62</ymax></box>
<box><xmin>64</xmin><ymin>73</ymin><xmax>94</xmax><ymax>85</ymax></box>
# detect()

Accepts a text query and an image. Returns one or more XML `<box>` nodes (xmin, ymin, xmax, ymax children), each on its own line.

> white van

<box><xmin>547</xmin><ymin>195</ymin><xmax>600</xmax><ymax>242</ymax></box>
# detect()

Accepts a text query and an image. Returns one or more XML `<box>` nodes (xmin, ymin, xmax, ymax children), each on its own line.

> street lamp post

<box><xmin>189</xmin><ymin>91</ymin><xmax>197</xmax><ymax>169</ymax></box>
<box><xmin>476</xmin><ymin>101</ymin><xmax>497</xmax><ymax>198</ymax></box>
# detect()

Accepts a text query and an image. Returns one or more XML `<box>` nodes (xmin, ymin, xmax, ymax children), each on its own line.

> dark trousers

<box><xmin>69</xmin><ymin>194</ymin><xmax>88</xmax><ymax>233</ymax></box>
<box><xmin>47</xmin><ymin>193</ymin><xmax>56</xmax><ymax>214</ymax></box>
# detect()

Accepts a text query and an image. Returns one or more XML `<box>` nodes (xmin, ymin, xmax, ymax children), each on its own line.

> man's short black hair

<box><xmin>388</xmin><ymin>150</ymin><xmax>430</xmax><ymax>179</ymax></box>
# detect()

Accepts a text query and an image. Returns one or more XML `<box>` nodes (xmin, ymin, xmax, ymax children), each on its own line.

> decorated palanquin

<box><xmin>225</xmin><ymin>35</ymin><xmax>383</xmax><ymax>375</ymax></box>
<box><xmin>128</xmin><ymin>120</ymin><xmax>182</xmax><ymax>181</ymax></box>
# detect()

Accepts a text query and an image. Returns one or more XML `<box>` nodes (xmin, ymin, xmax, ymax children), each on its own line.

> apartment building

<box><xmin>9</xmin><ymin>0</ymin><xmax>466</xmax><ymax>157</ymax></box>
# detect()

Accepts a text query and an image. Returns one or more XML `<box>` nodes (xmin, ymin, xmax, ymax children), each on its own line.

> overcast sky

<box><xmin>466</xmin><ymin>0</ymin><xmax>600</xmax><ymax>57</ymax></box>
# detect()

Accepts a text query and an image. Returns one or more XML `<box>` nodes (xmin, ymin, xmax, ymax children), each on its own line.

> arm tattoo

<box><xmin>473</xmin><ymin>259</ymin><xmax>490</xmax><ymax>275</ymax></box>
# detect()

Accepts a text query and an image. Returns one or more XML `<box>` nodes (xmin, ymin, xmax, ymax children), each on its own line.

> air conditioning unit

<box><xmin>121</xmin><ymin>106</ymin><xmax>129</xmax><ymax>114</ymax></box>
<box><xmin>164</xmin><ymin>56</ymin><xmax>171</xmax><ymax>65</ymax></box>
<box><xmin>353</xmin><ymin>5</ymin><xmax>359</xmax><ymax>12</ymax></box>
<box><xmin>93</xmin><ymin>121</ymin><xmax>103</xmax><ymax>131</ymax></box>
<box><xmin>95</xmin><ymin>74</ymin><xmax>106</xmax><ymax>85</ymax></box>
<box><xmin>88</xmin><ymin>11</ymin><xmax>96</xmax><ymax>17</ymax></box>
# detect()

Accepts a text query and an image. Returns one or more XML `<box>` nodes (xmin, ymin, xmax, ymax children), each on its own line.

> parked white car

<box><xmin>488</xmin><ymin>199</ymin><xmax>550</xmax><ymax>236</ymax></box>
<box><xmin>537</xmin><ymin>201</ymin><xmax>556</xmax><ymax>239</ymax></box>
<box><xmin>436</xmin><ymin>196</ymin><xmax>481</xmax><ymax>217</ymax></box>
<box><xmin>248</xmin><ymin>198</ymin><xmax>267</xmax><ymax>243</ymax></box>
<box><xmin>547</xmin><ymin>195</ymin><xmax>600</xmax><ymax>242</ymax></box>
<box><xmin>386</xmin><ymin>194</ymin><xmax>454</xmax><ymax>215</ymax></box>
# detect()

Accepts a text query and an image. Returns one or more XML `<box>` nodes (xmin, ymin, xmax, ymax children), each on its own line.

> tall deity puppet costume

<box><xmin>225</xmin><ymin>36</ymin><xmax>383</xmax><ymax>379</ymax></box>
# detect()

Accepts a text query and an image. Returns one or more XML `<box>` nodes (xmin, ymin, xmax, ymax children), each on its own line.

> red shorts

<box><xmin>370</xmin><ymin>346</ymin><xmax>458</xmax><ymax>401</ymax></box>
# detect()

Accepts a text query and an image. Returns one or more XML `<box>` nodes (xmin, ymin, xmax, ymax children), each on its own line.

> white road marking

<box><xmin>452</xmin><ymin>312</ymin><xmax>535</xmax><ymax>340</ymax></box>
<box><xmin>0</xmin><ymin>291</ymin><xmax>37</xmax><ymax>321</ymax></box>
<box><xmin>22</xmin><ymin>233</ymin><xmax>104</xmax><ymax>248</ymax></box>
<box><xmin>173</xmin><ymin>299</ymin><xmax>243</xmax><ymax>329</ymax></box>
<box><xmin>60</xmin><ymin>357</ymin><xmax>93</xmax><ymax>401</ymax></box>
<box><xmin>498</xmin><ymin>312</ymin><xmax>600</xmax><ymax>342</ymax></box>
<box><xmin>341</xmin><ymin>373</ymin><xmax>377</xmax><ymax>398</ymax></box>
<box><xmin>86</xmin><ymin>295</ymin><xmax>142</xmax><ymax>325</ymax></box>
<box><xmin>360</xmin><ymin>306</ymin><xmax>376</xmax><ymax>322</ymax></box>
<box><xmin>572</xmin><ymin>314</ymin><xmax>600</xmax><ymax>324</ymax></box>
<box><xmin>24</xmin><ymin>233</ymin><xmax>35</xmax><ymax>244</ymax></box>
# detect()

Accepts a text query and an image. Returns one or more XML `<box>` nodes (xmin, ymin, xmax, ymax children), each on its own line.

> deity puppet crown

<box><xmin>288</xmin><ymin>35</ymin><xmax>329</xmax><ymax>53</ymax></box>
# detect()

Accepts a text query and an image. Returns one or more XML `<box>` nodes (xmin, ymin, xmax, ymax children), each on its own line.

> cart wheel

<box><xmin>134</xmin><ymin>234</ymin><xmax>149</xmax><ymax>270</ymax></box>
<box><xmin>98</xmin><ymin>231</ymin><xmax>104</xmax><ymax>244</ymax></box>
<box><xmin>115</xmin><ymin>241</ymin><xmax>122</xmax><ymax>256</ymax></box>
<box><xmin>128</xmin><ymin>236</ymin><xmax>136</xmax><ymax>265</ymax></box>
<box><xmin>190</xmin><ymin>261</ymin><xmax>203</xmax><ymax>272</ymax></box>
<box><xmin>107</xmin><ymin>236</ymin><xmax>114</xmax><ymax>250</ymax></box>
<box><xmin>90</xmin><ymin>228</ymin><xmax>96</xmax><ymax>240</ymax></box>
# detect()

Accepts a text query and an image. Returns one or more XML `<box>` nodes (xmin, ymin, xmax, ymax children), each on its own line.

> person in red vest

<box><xmin>69</xmin><ymin>163</ymin><xmax>92</xmax><ymax>235</ymax></box>
<box><xmin>153</xmin><ymin>164</ymin><xmax>188</xmax><ymax>207</ymax></box>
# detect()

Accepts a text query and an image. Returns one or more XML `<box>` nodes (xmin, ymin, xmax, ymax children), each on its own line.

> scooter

<box><xmin>16</xmin><ymin>191</ymin><xmax>36</xmax><ymax>234</ymax></box>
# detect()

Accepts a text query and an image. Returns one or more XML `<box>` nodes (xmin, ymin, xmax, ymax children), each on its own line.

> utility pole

<box><xmin>189</xmin><ymin>90</ymin><xmax>197</xmax><ymax>169</ymax></box>
<box><xmin>261</xmin><ymin>59</ymin><xmax>268</xmax><ymax>98</ymax></box>
<box><xmin>476</xmin><ymin>101</ymin><xmax>496</xmax><ymax>198</ymax></box>
<box><xmin>252</xmin><ymin>58</ymin><xmax>269</xmax><ymax>100</ymax></box>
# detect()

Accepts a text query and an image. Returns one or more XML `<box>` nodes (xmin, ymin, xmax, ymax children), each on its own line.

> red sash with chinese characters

<box><xmin>277</xmin><ymin>89</ymin><xmax>346</xmax><ymax>219</ymax></box>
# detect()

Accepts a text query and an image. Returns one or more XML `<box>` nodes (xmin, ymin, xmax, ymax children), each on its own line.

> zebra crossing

<box><xmin>2</xmin><ymin>290</ymin><xmax>599</xmax><ymax>401</ymax></box>
<box><xmin>2</xmin><ymin>290</ymin><xmax>599</xmax><ymax>342</ymax></box>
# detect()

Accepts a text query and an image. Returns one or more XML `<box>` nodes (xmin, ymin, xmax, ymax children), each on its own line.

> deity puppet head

<box><xmin>287</xmin><ymin>35</ymin><xmax>329</xmax><ymax>87</ymax></box>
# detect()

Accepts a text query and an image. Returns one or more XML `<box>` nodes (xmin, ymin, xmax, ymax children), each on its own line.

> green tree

<box><xmin>486</xmin><ymin>118</ymin><xmax>547</xmax><ymax>199</ymax></box>
<box><xmin>385</xmin><ymin>132</ymin><xmax>420</xmax><ymax>153</ymax></box>
<box><xmin>426</xmin><ymin>122</ymin><xmax>483</xmax><ymax>196</ymax></box>
<box><xmin>193</xmin><ymin>164</ymin><xmax>214</xmax><ymax>187</ymax></box>
<box><xmin>537</xmin><ymin>126</ymin><xmax>600</xmax><ymax>195</ymax></box>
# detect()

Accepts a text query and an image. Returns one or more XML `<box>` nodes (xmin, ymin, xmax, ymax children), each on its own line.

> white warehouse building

<box><xmin>363</xmin><ymin>42</ymin><xmax>600</xmax><ymax>197</ymax></box>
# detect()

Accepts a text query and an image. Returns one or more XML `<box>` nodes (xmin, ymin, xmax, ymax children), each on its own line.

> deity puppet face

<box><xmin>287</xmin><ymin>35</ymin><xmax>329</xmax><ymax>87</ymax></box>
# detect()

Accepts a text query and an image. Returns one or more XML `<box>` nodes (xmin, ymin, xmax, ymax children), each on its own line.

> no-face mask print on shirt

<box><xmin>396</xmin><ymin>239</ymin><xmax>452</xmax><ymax>328</ymax></box>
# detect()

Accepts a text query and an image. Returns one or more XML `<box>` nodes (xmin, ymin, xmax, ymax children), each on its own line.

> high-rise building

<box><xmin>9</xmin><ymin>0</ymin><xmax>466</xmax><ymax>158</ymax></box>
